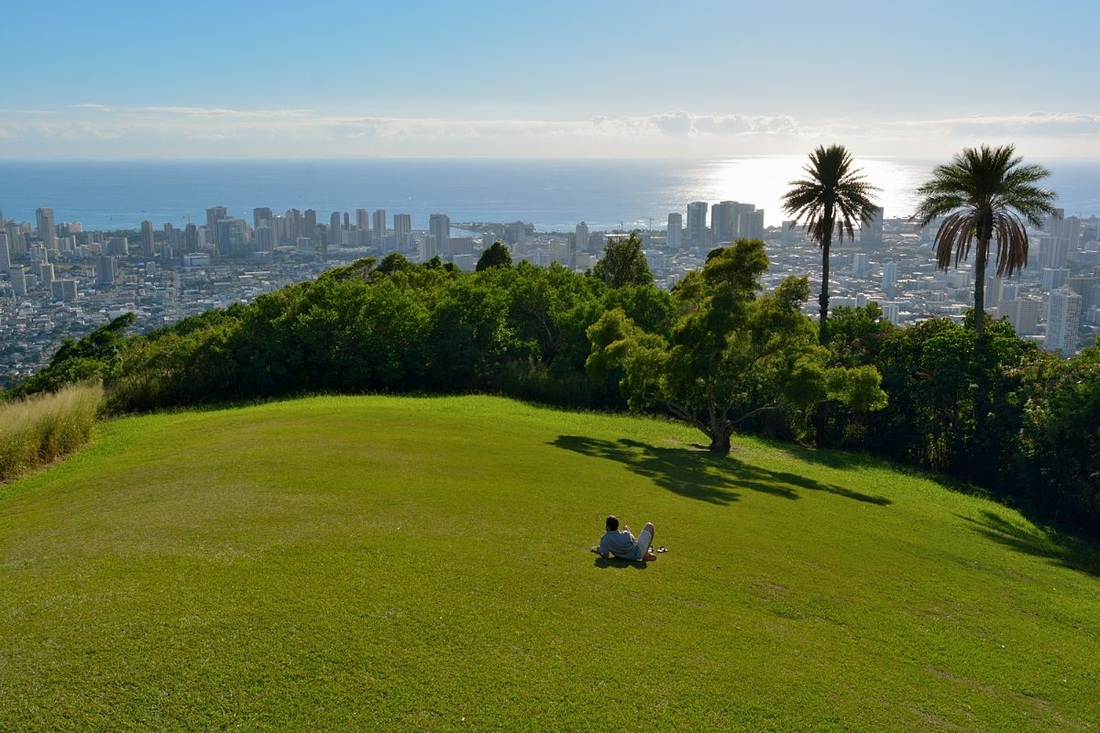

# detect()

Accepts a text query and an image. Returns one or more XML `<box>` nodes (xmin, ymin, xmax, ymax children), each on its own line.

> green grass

<box><xmin>1</xmin><ymin>395</ymin><xmax>1098</xmax><ymax>732</ymax></box>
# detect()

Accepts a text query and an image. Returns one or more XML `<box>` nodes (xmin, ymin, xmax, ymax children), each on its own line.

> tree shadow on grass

<box><xmin>552</xmin><ymin>435</ymin><xmax>891</xmax><ymax>507</ymax></box>
<box><xmin>959</xmin><ymin>510</ymin><xmax>1100</xmax><ymax>577</ymax></box>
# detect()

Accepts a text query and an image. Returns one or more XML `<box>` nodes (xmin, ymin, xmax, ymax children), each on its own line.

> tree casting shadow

<box><xmin>959</xmin><ymin>510</ymin><xmax>1100</xmax><ymax>577</ymax></box>
<box><xmin>552</xmin><ymin>435</ymin><xmax>891</xmax><ymax>507</ymax></box>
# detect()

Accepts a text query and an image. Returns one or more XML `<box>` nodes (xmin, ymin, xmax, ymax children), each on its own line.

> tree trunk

<box><xmin>974</xmin><ymin>237</ymin><xmax>988</xmax><ymax>336</ymax></box>
<box><xmin>819</xmin><ymin>235</ymin><xmax>832</xmax><ymax>345</ymax></box>
<box><xmin>708</xmin><ymin>431</ymin><xmax>732</xmax><ymax>454</ymax></box>
<box><xmin>707</xmin><ymin>409</ymin><xmax>732</xmax><ymax>454</ymax></box>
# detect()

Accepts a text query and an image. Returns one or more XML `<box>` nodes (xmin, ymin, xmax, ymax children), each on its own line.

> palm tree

<box><xmin>783</xmin><ymin>145</ymin><xmax>880</xmax><ymax>343</ymax></box>
<box><xmin>912</xmin><ymin>144</ymin><xmax>1058</xmax><ymax>336</ymax></box>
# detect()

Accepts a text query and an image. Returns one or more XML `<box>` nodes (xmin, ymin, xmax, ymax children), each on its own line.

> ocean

<box><xmin>1</xmin><ymin>157</ymin><xmax>1098</xmax><ymax>233</ymax></box>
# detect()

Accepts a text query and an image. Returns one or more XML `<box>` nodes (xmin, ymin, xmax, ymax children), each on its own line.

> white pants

<box><xmin>635</xmin><ymin>525</ymin><xmax>654</xmax><ymax>560</ymax></box>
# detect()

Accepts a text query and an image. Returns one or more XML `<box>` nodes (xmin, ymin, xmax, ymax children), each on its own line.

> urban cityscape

<box><xmin>1</xmin><ymin>200</ymin><xmax>1098</xmax><ymax>389</ymax></box>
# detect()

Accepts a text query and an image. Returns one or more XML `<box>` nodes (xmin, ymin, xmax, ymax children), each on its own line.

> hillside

<box><xmin>1</xmin><ymin>396</ymin><xmax>1097</xmax><ymax>732</ymax></box>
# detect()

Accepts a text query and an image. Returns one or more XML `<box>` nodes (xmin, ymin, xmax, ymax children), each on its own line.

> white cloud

<box><xmin>2</xmin><ymin>107</ymin><xmax>1099</xmax><ymax>159</ymax></box>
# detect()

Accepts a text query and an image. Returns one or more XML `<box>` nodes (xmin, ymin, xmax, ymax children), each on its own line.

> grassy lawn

<box><xmin>1</xmin><ymin>395</ymin><xmax>1097</xmax><ymax>731</ymax></box>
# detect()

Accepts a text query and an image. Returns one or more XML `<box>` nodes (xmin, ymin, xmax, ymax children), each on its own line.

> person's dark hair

<box><xmin>606</xmin><ymin>515</ymin><xmax>619</xmax><ymax>531</ymax></box>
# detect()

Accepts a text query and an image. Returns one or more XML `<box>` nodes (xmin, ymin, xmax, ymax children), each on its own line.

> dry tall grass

<box><xmin>0</xmin><ymin>383</ymin><xmax>103</xmax><ymax>482</ymax></box>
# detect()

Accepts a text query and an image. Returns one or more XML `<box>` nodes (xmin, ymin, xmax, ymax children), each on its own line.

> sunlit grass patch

<box><xmin>0</xmin><ymin>382</ymin><xmax>102</xmax><ymax>482</ymax></box>
<box><xmin>1</xmin><ymin>395</ymin><xmax>1097</xmax><ymax>732</ymax></box>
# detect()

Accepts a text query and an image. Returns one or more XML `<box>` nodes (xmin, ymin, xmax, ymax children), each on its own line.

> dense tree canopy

<box><xmin>587</xmin><ymin>239</ymin><xmax>886</xmax><ymax>453</ymax></box>
<box><xmin>476</xmin><ymin>241</ymin><xmax>512</xmax><ymax>271</ymax></box>
<box><xmin>591</xmin><ymin>231</ymin><xmax>652</xmax><ymax>289</ymax></box>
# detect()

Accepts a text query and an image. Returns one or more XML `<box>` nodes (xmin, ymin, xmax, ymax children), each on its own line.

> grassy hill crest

<box><xmin>1</xmin><ymin>395</ymin><xmax>1097</xmax><ymax>731</ymax></box>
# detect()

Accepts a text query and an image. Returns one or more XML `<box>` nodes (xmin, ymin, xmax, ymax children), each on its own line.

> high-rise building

<box><xmin>51</xmin><ymin>279</ymin><xmax>78</xmax><ymax>302</ymax></box>
<box><xmin>329</xmin><ymin>211</ymin><xmax>342</xmax><ymax>246</ymax></box>
<box><xmin>10</xmin><ymin>266</ymin><xmax>26</xmax><ymax>295</ymax></box>
<box><xmin>882</xmin><ymin>261</ymin><xmax>899</xmax><ymax>298</ymax></box>
<box><xmin>394</xmin><ymin>213</ymin><xmax>411</xmax><ymax>249</ymax></box>
<box><xmin>303</xmin><ymin>209</ymin><xmax>318</xmax><ymax>242</ymax></box>
<box><xmin>852</xmin><ymin>252</ymin><xmax>869</xmax><ymax>276</ymax></box>
<box><xmin>750</xmin><ymin>209</ymin><xmax>765</xmax><ymax>241</ymax></box>
<box><xmin>862</xmin><ymin>206</ymin><xmax>884</xmax><ymax>247</ymax></box>
<box><xmin>216</xmin><ymin>219</ymin><xmax>248</xmax><ymax>257</ymax></box>
<box><xmin>1042</xmin><ymin>267</ymin><xmax>1070</xmax><ymax>291</ymax></box>
<box><xmin>96</xmin><ymin>255</ymin><xmax>117</xmax><ymax>286</ymax></box>
<box><xmin>206</xmin><ymin>206</ymin><xmax>227</xmax><ymax>248</ymax></box>
<box><xmin>36</xmin><ymin>207</ymin><xmax>57</xmax><ymax>249</ymax></box>
<box><xmin>735</xmin><ymin>202</ymin><xmax>757</xmax><ymax>239</ymax></box>
<box><xmin>284</xmin><ymin>209</ymin><xmax>301</xmax><ymax>243</ymax></box>
<box><xmin>1046</xmin><ymin>286</ymin><xmax>1082</xmax><ymax>357</ymax></box>
<box><xmin>1039</xmin><ymin>236</ymin><xmax>1069</xmax><ymax>270</ymax></box>
<box><xmin>419</xmin><ymin>234</ymin><xmax>437</xmax><ymax>261</ymax></box>
<box><xmin>6</xmin><ymin>222</ymin><xmax>26</xmax><ymax>257</ymax></box>
<box><xmin>711</xmin><ymin>201</ymin><xmax>737</xmax><ymax>244</ymax></box>
<box><xmin>141</xmin><ymin>220</ymin><xmax>155</xmax><ymax>258</ymax></box>
<box><xmin>253</xmin><ymin>208</ymin><xmax>273</xmax><ymax>230</ymax></box>
<box><xmin>1049</xmin><ymin>210</ymin><xmax>1081</xmax><ymax>250</ymax></box>
<box><xmin>254</xmin><ymin>226</ymin><xmax>275</xmax><ymax>250</ymax></box>
<box><xmin>1000</xmin><ymin>298</ymin><xmax>1041</xmax><ymax>336</ymax></box>
<box><xmin>667</xmin><ymin>213</ymin><xmax>682</xmax><ymax>249</ymax></box>
<box><xmin>575</xmin><ymin>221</ymin><xmax>590</xmax><ymax>254</ymax></box>
<box><xmin>106</xmin><ymin>236</ymin><xmax>129</xmax><ymax>256</ymax></box>
<box><xmin>0</xmin><ymin>233</ymin><xmax>9</xmax><ymax>270</ymax></box>
<box><xmin>429</xmin><ymin>213</ymin><xmax>450</xmax><ymax>256</ymax></box>
<box><xmin>373</xmin><ymin>209</ymin><xmax>387</xmax><ymax>246</ymax></box>
<box><xmin>686</xmin><ymin>202</ymin><xmax>708</xmax><ymax>246</ymax></box>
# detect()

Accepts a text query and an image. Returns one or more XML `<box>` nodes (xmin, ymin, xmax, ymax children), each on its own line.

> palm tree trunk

<box><xmin>819</xmin><ymin>236</ymin><xmax>831</xmax><ymax>344</ymax></box>
<box><xmin>974</xmin><ymin>238</ymin><xmax>988</xmax><ymax>336</ymax></box>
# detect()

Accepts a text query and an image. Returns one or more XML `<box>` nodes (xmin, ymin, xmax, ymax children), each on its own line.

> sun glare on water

<box><xmin>690</xmin><ymin>156</ymin><xmax>931</xmax><ymax>226</ymax></box>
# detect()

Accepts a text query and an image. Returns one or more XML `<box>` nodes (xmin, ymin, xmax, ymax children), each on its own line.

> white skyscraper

<box><xmin>666</xmin><ymin>213</ymin><xmax>682</xmax><ymax>249</ymax></box>
<box><xmin>1046</xmin><ymin>286</ymin><xmax>1082</xmax><ymax>357</ymax></box>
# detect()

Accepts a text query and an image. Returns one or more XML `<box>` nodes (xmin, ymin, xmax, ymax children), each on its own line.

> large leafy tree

<box><xmin>591</xmin><ymin>231</ymin><xmax>652</xmax><ymax>288</ymax></box>
<box><xmin>783</xmin><ymin>144</ymin><xmax>880</xmax><ymax>344</ymax></box>
<box><xmin>912</xmin><ymin>144</ymin><xmax>1058</xmax><ymax>336</ymax></box>
<box><xmin>476</xmin><ymin>240</ymin><xmax>512</xmax><ymax>271</ymax></box>
<box><xmin>587</xmin><ymin>239</ymin><xmax>886</xmax><ymax>453</ymax></box>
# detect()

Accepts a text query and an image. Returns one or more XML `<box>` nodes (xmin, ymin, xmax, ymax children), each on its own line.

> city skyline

<box><xmin>3</xmin><ymin>1</ymin><xmax>1099</xmax><ymax>160</ymax></box>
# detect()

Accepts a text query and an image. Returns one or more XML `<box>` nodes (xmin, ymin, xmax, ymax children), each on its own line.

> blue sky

<box><xmin>3</xmin><ymin>0</ymin><xmax>1098</xmax><ymax>159</ymax></box>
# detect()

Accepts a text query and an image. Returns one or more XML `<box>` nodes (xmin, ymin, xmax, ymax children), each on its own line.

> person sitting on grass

<box><xmin>592</xmin><ymin>515</ymin><xmax>656</xmax><ymax>561</ymax></box>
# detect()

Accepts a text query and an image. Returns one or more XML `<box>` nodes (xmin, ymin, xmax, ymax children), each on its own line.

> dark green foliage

<box><xmin>476</xmin><ymin>241</ymin><xmax>513</xmax><ymax>271</ymax></box>
<box><xmin>1016</xmin><ymin>341</ymin><xmax>1100</xmax><ymax>532</ymax></box>
<box><xmin>588</xmin><ymin>239</ymin><xmax>886</xmax><ymax>453</ymax></box>
<box><xmin>590</xmin><ymin>231</ymin><xmax>652</xmax><ymax>288</ymax></box>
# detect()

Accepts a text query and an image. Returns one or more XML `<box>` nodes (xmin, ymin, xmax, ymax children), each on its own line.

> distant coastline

<box><xmin>2</xmin><ymin>157</ymin><xmax>1098</xmax><ymax>233</ymax></box>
